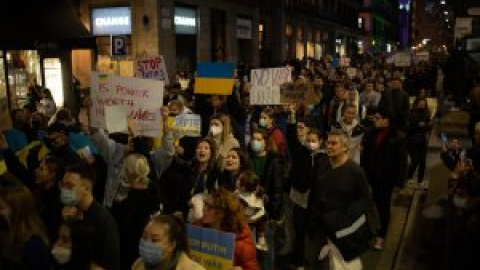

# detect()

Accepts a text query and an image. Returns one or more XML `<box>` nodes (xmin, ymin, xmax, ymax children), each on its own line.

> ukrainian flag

<box><xmin>194</xmin><ymin>62</ymin><xmax>235</xmax><ymax>95</ymax></box>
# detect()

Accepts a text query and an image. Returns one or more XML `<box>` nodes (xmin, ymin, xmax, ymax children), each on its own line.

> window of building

<box><xmin>358</xmin><ymin>17</ymin><xmax>364</xmax><ymax>29</ymax></box>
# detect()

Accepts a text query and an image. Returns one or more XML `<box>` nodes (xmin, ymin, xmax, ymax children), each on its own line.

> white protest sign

<box><xmin>105</xmin><ymin>106</ymin><xmax>128</xmax><ymax>133</ymax></box>
<box><xmin>394</xmin><ymin>52</ymin><xmax>411</xmax><ymax>67</ymax></box>
<box><xmin>250</xmin><ymin>67</ymin><xmax>292</xmax><ymax>105</ymax></box>
<box><xmin>172</xmin><ymin>114</ymin><xmax>202</xmax><ymax>137</ymax></box>
<box><xmin>414</xmin><ymin>52</ymin><xmax>430</xmax><ymax>63</ymax></box>
<box><xmin>135</xmin><ymin>55</ymin><xmax>170</xmax><ymax>85</ymax></box>
<box><xmin>90</xmin><ymin>72</ymin><xmax>164</xmax><ymax>138</ymax></box>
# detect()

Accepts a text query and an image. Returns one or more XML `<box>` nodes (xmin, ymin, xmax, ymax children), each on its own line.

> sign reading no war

<box><xmin>90</xmin><ymin>72</ymin><xmax>164</xmax><ymax>138</ymax></box>
<box><xmin>186</xmin><ymin>225</ymin><xmax>235</xmax><ymax>270</ymax></box>
<box><xmin>250</xmin><ymin>67</ymin><xmax>292</xmax><ymax>105</ymax></box>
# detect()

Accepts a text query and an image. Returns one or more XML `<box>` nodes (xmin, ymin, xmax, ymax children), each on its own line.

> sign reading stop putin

<box><xmin>135</xmin><ymin>55</ymin><xmax>170</xmax><ymax>85</ymax></box>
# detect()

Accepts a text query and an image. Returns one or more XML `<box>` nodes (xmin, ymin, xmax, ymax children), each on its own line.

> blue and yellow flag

<box><xmin>194</xmin><ymin>62</ymin><xmax>235</xmax><ymax>95</ymax></box>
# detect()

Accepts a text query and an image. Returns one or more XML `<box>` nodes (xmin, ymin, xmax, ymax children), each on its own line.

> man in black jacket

<box><xmin>61</xmin><ymin>163</ymin><xmax>120</xmax><ymax>270</ymax></box>
<box><xmin>361</xmin><ymin>109</ymin><xmax>407</xmax><ymax>250</ymax></box>
<box><xmin>305</xmin><ymin>130</ymin><xmax>371</xmax><ymax>270</ymax></box>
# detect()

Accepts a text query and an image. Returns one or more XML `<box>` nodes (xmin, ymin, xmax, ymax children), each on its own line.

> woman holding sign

<box><xmin>197</xmin><ymin>188</ymin><xmax>260</xmax><ymax>270</ymax></box>
<box><xmin>132</xmin><ymin>214</ymin><xmax>205</xmax><ymax>270</ymax></box>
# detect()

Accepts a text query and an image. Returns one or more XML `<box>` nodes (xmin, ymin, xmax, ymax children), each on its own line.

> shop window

<box><xmin>6</xmin><ymin>51</ymin><xmax>41</xmax><ymax>108</ymax></box>
<box><xmin>43</xmin><ymin>58</ymin><xmax>64</xmax><ymax>107</ymax></box>
<box><xmin>358</xmin><ymin>17</ymin><xmax>364</xmax><ymax>29</ymax></box>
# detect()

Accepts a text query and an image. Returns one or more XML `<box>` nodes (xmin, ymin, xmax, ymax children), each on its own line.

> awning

<box><xmin>0</xmin><ymin>0</ymin><xmax>96</xmax><ymax>50</ymax></box>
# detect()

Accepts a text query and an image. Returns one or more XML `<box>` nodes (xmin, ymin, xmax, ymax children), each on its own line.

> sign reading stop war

<box><xmin>135</xmin><ymin>55</ymin><xmax>170</xmax><ymax>85</ymax></box>
<box><xmin>250</xmin><ymin>67</ymin><xmax>292</xmax><ymax>105</ymax></box>
<box><xmin>90</xmin><ymin>72</ymin><xmax>164</xmax><ymax>138</ymax></box>
<box><xmin>280</xmin><ymin>82</ymin><xmax>319</xmax><ymax>105</ymax></box>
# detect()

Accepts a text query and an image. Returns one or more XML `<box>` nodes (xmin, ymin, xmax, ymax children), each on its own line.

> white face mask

<box><xmin>307</xmin><ymin>142</ymin><xmax>320</xmax><ymax>151</ymax></box>
<box><xmin>52</xmin><ymin>246</ymin><xmax>72</xmax><ymax>265</ymax></box>
<box><xmin>453</xmin><ymin>196</ymin><xmax>468</xmax><ymax>209</ymax></box>
<box><xmin>210</xmin><ymin>126</ymin><xmax>223</xmax><ymax>136</ymax></box>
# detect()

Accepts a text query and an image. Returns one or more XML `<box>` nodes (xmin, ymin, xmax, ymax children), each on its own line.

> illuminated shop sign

<box><xmin>174</xmin><ymin>7</ymin><xmax>197</xmax><ymax>35</ymax></box>
<box><xmin>91</xmin><ymin>7</ymin><xmax>132</xmax><ymax>36</ymax></box>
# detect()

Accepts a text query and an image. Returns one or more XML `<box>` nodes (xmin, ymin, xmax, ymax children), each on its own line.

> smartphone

<box><xmin>441</xmin><ymin>133</ymin><xmax>448</xmax><ymax>146</ymax></box>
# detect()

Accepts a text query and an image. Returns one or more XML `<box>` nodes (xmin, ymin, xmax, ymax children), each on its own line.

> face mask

<box><xmin>251</xmin><ymin>140</ymin><xmax>264</xmax><ymax>153</ymax></box>
<box><xmin>139</xmin><ymin>239</ymin><xmax>164</xmax><ymax>266</ymax></box>
<box><xmin>210</xmin><ymin>126</ymin><xmax>223</xmax><ymax>136</ymax></box>
<box><xmin>307</xmin><ymin>142</ymin><xmax>320</xmax><ymax>151</ymax></box>
<box><xmin>51</xmin><ymin>246</ymin><xmax>71</xmax><ymax>265</ymax></box>
<box><xmin>259</xmin><ymin>119</ymin><xmax>267</xmax><ymax>128</ymax></box>
<box><xmin>453</xmin><ymin>196</ymin><xmax>468</xmax><ymax>209</ymax></box>
<box><xmin>61</xmin><ymin>188</ymin><xmax>79</xmax><ymax>206</ymax></box>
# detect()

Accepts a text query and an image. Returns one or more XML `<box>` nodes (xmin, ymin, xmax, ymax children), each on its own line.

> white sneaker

<box><xmin>255</xmin><ymin>236</ymin><xmax>268</xmax><ymax>251</ymax></box>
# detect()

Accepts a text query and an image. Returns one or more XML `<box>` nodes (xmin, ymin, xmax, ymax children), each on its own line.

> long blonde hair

<box><xmin>208</xmin><ymin>113</ymin><xmax>234</xmax><ymax>144</ymax></box>
<box><xmin>115</xmin><ymin>153</ymin><xmax>151</xmax><ymax>202</ymax></box>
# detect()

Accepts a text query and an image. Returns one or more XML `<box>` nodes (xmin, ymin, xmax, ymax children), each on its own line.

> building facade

<box><xmin>260</xmin><ymin>0</ymin><xmax>363</xmax><ymax>67</ymax></box>
<box><xmin>73</xmin><ymin>0</ymin><xmax>259</xmax><ymax>86</ymax></box>
<box><xmin>358</xmin><ymin>0</ymin><xmax>399</xmax><ymax>54</ymax></box>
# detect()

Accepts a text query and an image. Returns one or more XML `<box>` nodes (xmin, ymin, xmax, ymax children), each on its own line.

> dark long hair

<box><xmin>57</xmin><ymin>220</ymin><xmax>96</xmax><ymax>270</ymax></box>
<box><xmin>193</xmin><ymin>137</ymin><xmax>218</xmax><ymax>177</ymax></box>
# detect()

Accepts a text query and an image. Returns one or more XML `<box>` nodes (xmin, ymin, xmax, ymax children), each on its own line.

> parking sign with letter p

<box><xmin>111</xmin><ymin>35</ymin><xmax>127</xmax><ymax>56</ymax></box>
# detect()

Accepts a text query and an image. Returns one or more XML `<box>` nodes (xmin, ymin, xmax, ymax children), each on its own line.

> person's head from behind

<box><xmin>224</xmin><ymin>148</ymin><xmax>249</xmax><ymax>175</ymax></box>
<box><xmin>60</xmin><ymin>163</ymin><xmax>96</xmax><ymax>208</ymax></box>
<box><xmin>11</xmin><ymin>108</ymin><xmax>27</xmax><ymax>129</ymax></box>
<box><xmin>51</xmin><ymin>220</ymin><xmax>95</xmax><ymax>267</ymax></box>
<box><xmin>389</xmin><ymin>77</ymin><xmax>403</xmax><ymax>91</ymax></box>
<box><xmin>202</xmin><ymin>188</ymin><xmax>246</xmax><ymax>233</ymax></box>
<box><xmin>326</xmin><ymin>130</ymin><xmax>349</xmax><ymax>158</ymax></box>
<box><xmin>342</xmin><ymin>104</ymin><xmax>358</xmax><ymax>125</ymax></box>
<box><xmin>209</xmin><ymin>95</ymin><xmax>227</xmax><ymax>109</ymax></box>
<box><xmin>122</xmin><ymin>153</ymin><xmax>151</xmax><ymax>184</ymax></box>
<box><xmin>127</xmin><ymin>135</ymin><xmax>154</xmax><ymax>155</ymax></box>
<box><xmin>139</xmin><ymin>214</ymin><xmax>189</xmax><ymax>266</ymax></box>
<box><xmin>35</xmin><ymin>155</ymin><xmax>63</xmax><ymax>188</ymax></box>
<box><xmin>237</xmin><ymin>171</ymin><xmax>260</xmax><ymax>194</ymax></box>
<box><xmin>0</xmin><ymin>177</ymin><xmax>48</xmax><ymax>258</ymax></box>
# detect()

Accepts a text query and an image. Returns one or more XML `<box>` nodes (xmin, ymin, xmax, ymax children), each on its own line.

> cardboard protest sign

<box><xmin>135</xmin><ymin>55</ymin><xmax>169</xmax><ymax>85</ymax></box>
<box><xmin>394</xmin><ymin>52</ymin><xmax>411</xmax><ymax>67</ymax></box>
<box><xmin>90</xmin><ymin>72</ymin><xmax>164</xmax><ymax>138</ymax></box>
<box><xmin>280</xmin><ymin>82</ymin><xmax>320</xmax><ymax>105</ymax></box>
<box><xmin>172</xmin><ymin>114</ymin><xmax>201</xmax><ymax>137</ymax></box>
<box><xmin>195</xmin><ymin>63</ymin><xmax>235</xmax><ymax>95</ymax></box>
<box><xmin>249</xmin><ymin>67</ymin><xmax>292</xmax><ymax>105</ymax></box>
<box><xmin>105</xmin><ymin>106</ymin><xmax>128</xmax><ymax>133</ymax></box>
<box><xmin>187</xmin><ymin>225</ymin><xmax>235</xmax><ymax>270</ymax></box>
<box><xmin>414</xmin><ymin>52</ymin><xmax>430</xmax><ymax>63</ymax></box>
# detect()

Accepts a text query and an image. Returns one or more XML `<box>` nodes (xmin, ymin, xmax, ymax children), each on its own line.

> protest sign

<box><xmin>97</xmin><ymin>55</ymin><xmax>117</xmax><ymax>74</ymax></box>
<box><xmin>105</xmin><ymin>106</ymin><xmax>128</xmax><ymax>133</ymax></box>
<box><xmin>172</xmin><ymin>114</ymin><xmax>201</xmax><ymax>137</ymax></box>
<box><xmin>90</xmin><ymin>72</ymin><xmax>164</xmax><ymax>138</ymax></box>
<box><xmin>414</xmin><ymin>52</ymin><xmax>430</xmax><ymax>63</ymax></box>
<box><xmin>250</xmin><ymin>67</ymin><xmax>292</xmax><ymax>105</ymax></box>
<box><xmin>187</xmin><ymin>225</ymin><xmax>235</xmax><ymax>270</ymax></box>
<box><xmin>280</xmin><ymin>82</ymin><xmax>319</xmax><ymax>105</ymax></box>
<box><xmin>119</xmin><ymin>60</ymin><xmax>134</xmax><ymax>77</ymax></box>
<box><xmin>135</xmin><ymin>55</ymin><xmax>169</xmax><ymax>85</ymax></box>
<box><xmin>394</xmin><ymin>52</ymin><xmax>411</xmax><ymax>67</ymax></box>
<box><xmin>195</xmin><ymin>62</ymin><xmax>235</xmax><ymax>95</ymax></box>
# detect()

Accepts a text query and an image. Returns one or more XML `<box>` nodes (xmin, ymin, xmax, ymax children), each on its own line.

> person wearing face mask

<box><xmin>52</xmin><ymin>221</ymin><xmax>104</xmax><ymax>270</ymax></box>
<box><xmin>258</xmin><ymin>107</ymin><xmax>287</xmax><ymax>157</ymax></box>
<box><xmin>448</xmin><ymin>173</ymin><xmax>480</xmax><ymax>269</ymax></box>
<box><xmin>0</xmin><ymin>177</ymin><xmax>51</xmax><ymax>270</ymax></box>
<box><xmin>206</xmin><ymin>113</ymin><xmax>240</xmax><ymax>167</ymax></box>
<box><xmin>60</xmin><ymin>163</ymin><xmax>120</xmax><ymax>270</ymax></box>
<box><xmin>286</xmin><ymin>105</ymin><xmax>330</xmax><ymax>269</ymax></box>
<box><xmin>133</xmin><ymin>214</ymin><xmax>205</xmax><ymax>270</ymax></box>
<box><xmin>406</xmin><ymin>98</ymin><xmax>432</xmax><ymax>189</ymax></box>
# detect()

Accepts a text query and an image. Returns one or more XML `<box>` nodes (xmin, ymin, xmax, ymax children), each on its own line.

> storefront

<box><xmin>0</xmin><ymin>1</ymin><xmax>95</xmax><ymax>113</ymax></box>
<box><xmin>174</xmin><ymin>6</ymin><xmax>198</xmax><ymax>74</ymax></box>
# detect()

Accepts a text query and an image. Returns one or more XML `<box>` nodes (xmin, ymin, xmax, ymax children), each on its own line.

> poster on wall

<box><xmin>249</xmin><ymin>67</ymin><xmax>292</xmax><ymax>105</ymax></box>
<box><xmin>90</xmin><ymin>72</ymin><xmax>164</xmax><ymax>138</ymax></box>
<box><xmin>135</xmin><ymin>55</ymin><xmax>169</xmax><ymax>85</ymax></box>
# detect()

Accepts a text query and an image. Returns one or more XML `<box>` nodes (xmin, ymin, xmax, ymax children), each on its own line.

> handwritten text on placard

<box><xmin>135</xmin><ymin>55</ymin><xmax>169</xmax><ymax>85</ymax></box>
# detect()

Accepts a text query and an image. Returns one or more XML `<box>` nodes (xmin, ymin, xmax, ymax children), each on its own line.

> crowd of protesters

<box><xmin>1</xmin><ymin>53</ymin><xmax>479</xmax><ymax>270</ymax></box>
